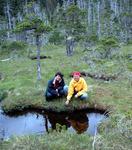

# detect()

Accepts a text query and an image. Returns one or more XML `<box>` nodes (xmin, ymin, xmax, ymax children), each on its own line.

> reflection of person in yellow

<box><xmin>68</xmin><ymin>113</ymin><xmax>89</xmax><ymax>134</ymax></box>
<box><xmin>45</xmin><ymin>113</ymin><xmax>70</xmax><ymax>131</ymax></box>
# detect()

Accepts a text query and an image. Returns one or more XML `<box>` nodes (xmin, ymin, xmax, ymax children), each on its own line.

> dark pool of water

<box><xmin>0</xmin><ymin>108</ymin><xmax>107</xmax><ymax>140</ymax></box>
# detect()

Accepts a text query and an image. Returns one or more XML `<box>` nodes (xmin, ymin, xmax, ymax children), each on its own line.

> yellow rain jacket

<box><xmin>67</xmin><ymin>77</ymin><xmax>88</xmax><ymax>101</ymax></box>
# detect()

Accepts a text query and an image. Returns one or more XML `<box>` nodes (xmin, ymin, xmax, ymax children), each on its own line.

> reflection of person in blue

<box><xmin>67</xmin><ymin>113</ymin><xmax>89</xmax><ymax>134</ymax></box>
<box><xmin>45</xmin><ymin>113</ymin><xmax>70</xmax><ymax>132</ymax></box>
<box><xmin>45</xmin><ymin>112</ymin><xmax>88</xmax><ymax>134</ymax></box>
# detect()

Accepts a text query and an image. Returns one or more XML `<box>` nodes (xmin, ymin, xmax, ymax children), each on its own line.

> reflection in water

<box><xmin>45</xmin><ymin>113</ymin><xmax>70</xmax><ymax>132</ymax></box>
<box><xmin>0</xmin><ymin>109</ymin><xmax>106</xmax><ymax>140</ymax></box>
<box><xmin>46</xmin><ymin>112</ymin><xmax>89</xmax><ymax>134</ymax></box>
<box><xmin>87</xmin><ymin>113</ymin><xmax>105</xmax><ymax>135</ymax></box>
<box><xmin>68</xmin><ymin>113</ymin><xmax>88</xmax><ymax>134</ymax></box>
<box><xmin>0</xmin><ymin>112</ymin><xmax>44</xmax><ymax>140</ymax></box>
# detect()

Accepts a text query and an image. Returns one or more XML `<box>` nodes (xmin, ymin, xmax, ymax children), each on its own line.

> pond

<box><xmin>0</xmin><ymin>108</ymin><xmax>107</xmax><ymax>140</ymax></box>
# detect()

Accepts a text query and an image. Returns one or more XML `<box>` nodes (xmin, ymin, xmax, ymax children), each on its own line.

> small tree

<box><xmin>98</xmin><ymin>37</ymin><xmax>120</xmax><ymax>59</ymax></box>
<box><xmin>64</xmin><ymin>5</ymin><xmax>86</xmax><ymax>56</ymax></box>
<box><xmin>14</xmin><ymin>14</ymin><xmax>51</xmax><ymax>80</ymax></box>
<box><xmin>55</xmin><ymin>4</ymin><xmax>86</xmax><ymax>56</ymax></box>
<box><xmin>64</xmin><ymin>5</ymin><xmax>86</xmax><ymax>38</ymax></box>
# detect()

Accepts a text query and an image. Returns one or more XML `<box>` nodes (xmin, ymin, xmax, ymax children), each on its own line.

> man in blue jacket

<box><xmin>45</xmin><ymin>72</ymin><xmax>68</xmax><ymax>101</ymax></box>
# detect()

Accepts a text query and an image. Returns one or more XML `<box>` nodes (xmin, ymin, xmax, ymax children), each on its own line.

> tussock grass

<box><xmin>95</xmin><ymin>113</ymin><xmax>132</xmax><ymax>150</ymax></box>
<box><xmin>0</xmin><ymin>131</ymin><xmax>92</xmax><ymax>150</ymax></box>
<box><xmin>0</xmin><ymin>44</ymin><xmax>132</xmax><ymax>115</ymax></box>
<box><xmin>0</xmin><ymin>43</ymin><xmax>132</xmax><ymax>150</ymax></box>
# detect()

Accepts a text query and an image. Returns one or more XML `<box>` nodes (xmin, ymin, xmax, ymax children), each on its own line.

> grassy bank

<box><xmin>0</xmin><ymin>43</ymin><xmax>132</xmax><ymax>149</ymax></box>
<box><xmin>0</xmin><ymin>44</ymin><xmax>132</xmax><ymax>115</ymax></box>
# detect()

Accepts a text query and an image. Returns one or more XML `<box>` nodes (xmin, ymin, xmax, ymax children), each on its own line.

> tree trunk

<box><xmin>66</xmin><ymin>36</ymin><xmax>74</xmax><ymax>56</ymax></box>
<box><xmin>6</xmin><ymin>2</ymin><xmax>12</xmax><ymax>30</ymax></box>
<box><xmin>110</xmin><ymin>0</ymin><xmax>114</xmax><ymax>35</ymax></box>
<box><xmin>36</xmin><ymin>35</ymin><xmax>41</xmax><ymax>80</ymax></box>
<box><xmin>97</xmin><ymin>1</ymin><xmax>101</xmax><ymax>38</ymax></box>
<box><xmin>25</xmin><ymin>0</ymin><xmax>28</xmax><ymax>13</ymax></box>
<box><xmin>88</xmin><ymin>0</ymin><xmax>91</xmax><ymax>28</ymax></box>
<box><xmin>5</xmin><ymin>2</ymin><xmax>12</xmax><ymax>39</ymax></box>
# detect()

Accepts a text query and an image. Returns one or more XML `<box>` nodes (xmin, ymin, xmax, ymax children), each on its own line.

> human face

<box><xmin>73</xmin><ymin>75</ymin><xmax>80</xmax><ymax>82</ymax></box>
<box><xmin>55</xmin><ymin>75</ymin><xmax>62</xmax><ymax>81</ymax></box>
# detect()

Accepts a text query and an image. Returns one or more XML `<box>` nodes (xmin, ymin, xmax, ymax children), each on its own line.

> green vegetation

<box><xmin>49</xmin><ymin>30</ymin><xmax>65</xmax><ymax>45</ymax></box>
<box><xmin>0</xmin><ymin>89</ymin><xmax>7</xmax><ymax>102</ymax></box>
<box><xmin>1</xmin><ymin>41</ymin><xmax>27</xmax><ymax>51</ymax></box>
<box><xmin>0</xmin><ymin>114</ymin><xmax>131</xmax><ymax>150</ymax></box>
<box><xmin>0</xmin><ymin>43</ymin><xmax>132</xmax><ymax>149</ymax></box>
<box><xmin>0</xmin><ymin>44</ymin><xmax>132</xmax><ymax>114</ymax></box>
<box><xmin>0</xmin><ymin>131</ymin><xmax>92</xmax><ymax>150</ymax></box>
<box><xmin>0</xmin><ymin>1</ymin><xmax>131</xmax><ymax>149</ymax></box>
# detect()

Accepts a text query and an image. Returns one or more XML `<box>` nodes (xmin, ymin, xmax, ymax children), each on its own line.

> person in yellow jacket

<box><xmin>65</xmin><ymin>71</ymin><xmax>88</xmax><ymax>105</ymax></box>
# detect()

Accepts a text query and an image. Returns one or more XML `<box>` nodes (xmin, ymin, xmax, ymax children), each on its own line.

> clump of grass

<box><xmin>1</xmin><ymin>131</ymin><xmax>92</xmax><ymax>150</ymax></box>
<box><xmin>95</xmin><ymin>113</ymin><xmax>132</xmax><ymax>150</ymax></box>
<box><xmin>0</xmin><ymin>89</ymin><xmax>8</xmax><ymax>102</ymax></box>
<box><xmin>0</xmin><ymin>44</ymin><xmax>132</xmax><ymax>116</ymax></box>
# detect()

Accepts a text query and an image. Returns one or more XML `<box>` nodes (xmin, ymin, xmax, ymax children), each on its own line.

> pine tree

<box><xmin>14</xmin><ymin>2</ymin><xmax>52</xmax><ymax>80</ymax></box>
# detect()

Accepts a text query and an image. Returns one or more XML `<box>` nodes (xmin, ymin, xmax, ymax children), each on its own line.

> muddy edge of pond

<box><xmin>2</xmin><ymin>104</ymin><xmax>110</xmax><ymax>117</ymax></box>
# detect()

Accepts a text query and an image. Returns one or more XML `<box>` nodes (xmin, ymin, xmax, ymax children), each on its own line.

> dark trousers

<box><xmin>45</xmin><ymin>85</ymin><xmax>68</xmax><ymax>101</ymax></box>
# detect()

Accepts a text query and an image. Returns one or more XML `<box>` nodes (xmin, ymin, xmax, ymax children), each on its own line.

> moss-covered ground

<box><xmin>0</xmin><ymin>43</ymin><xmax>132</xmax><ymax>149</ymax></box>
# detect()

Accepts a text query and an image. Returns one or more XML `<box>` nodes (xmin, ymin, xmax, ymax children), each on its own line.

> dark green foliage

<box><xmin>127</xmin><ymin>62</ymin><xmax>132</xmax><ymax>71</ymax></box>
<box><xmin>10</xmin><ymin>0</ymin><xmax>24</xmax><ymax>16</ymax></box>
<box><xmin>1</xmin><ymin>41</ymin><xmax>27</xmax><ymax>51</ymax></box>
<box><xmin>64</xmin><ymin>5</ymin><xmax>86</xmax><ymax>40</ymax></box>
<box><xmin>58</xmin><ymin>0</ymin><xmax>63</xmax><ymax>7</ymax></box>
<box><xmin>44</xmin><ymin>0</ymin><xmax>58</xmax><ymax>21</ymax></box>
<box><xmin>49</xmin><ymin>30</ymin><xmax>64</xmax><ymax>44</ymax></box>
<box><xmin>0</xmin><ymin>0</ymin><xmax>131</xmax><ymax>45</ymax></box>
<box><xmin>97</xmin><ymin>36</ymin><xmax>120</xmax><ymax>58</ymax></box>
<box><xmin>0</xmin><ymin>0</ymin><xmax>35</xmax><ymax>17</ymax></box>
<box><xmin>85</xmin><ymin>35</ymin><xmax>98</xmax><ymax>44</ymax></box>
<box><xmin>0</xmin><ymin>0</ymin><xmax>5</xmax><ymax>16</ymax></box>
<box><xmin>0</xmin><ymin>89</ymin><xmax>8</xmax><ymax>102</ymax></box>
<box><xmin>127</xmin><ymin>39</ymin><xmax>132</xmax><ymax>45</ymax></box>
<box><xmin>8</xmin><ymin>41</ymin><xmax>27</xmax><ymax>51</ymax></box>
<box><xmin>0</xmin><ymin>30</ymin><xmax>7</xmax><ymax>43</ymax></box>
<box><xmin>14</xmin><ymin>14</ymin><xmax>52</xmax><ymax>35</ymax></box>
<box><xmin>100</xmin><ymin>36</ymin><xmax>119</xmax><ymax>47</ymax></box>
<box><xmin>54</xmin><ymin>4</ymin><xmax>86</xmax><ymax>42</ymax></box>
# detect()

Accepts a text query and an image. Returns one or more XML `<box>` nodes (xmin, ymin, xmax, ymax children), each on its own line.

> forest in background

<box><xmin>0</xmin><ymin>1</ymin><xmax>132</xmax><ymax>149</ymax></box>
<box><xmin>0</xmin><ymin>0</ymin><xmax>131</xmax><ymax>46</ymax></box>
